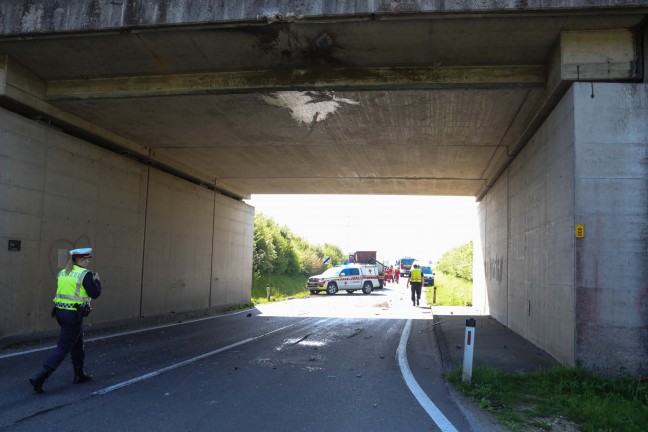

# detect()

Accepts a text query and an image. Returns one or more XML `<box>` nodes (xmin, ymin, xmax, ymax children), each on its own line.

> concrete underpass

<box><xmin>0</xmin><ymin>1</ymin><xmax>647</xmax><ymax>377</ymax></box>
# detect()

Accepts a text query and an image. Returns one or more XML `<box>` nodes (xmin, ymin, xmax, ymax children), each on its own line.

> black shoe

<box><xmin>417</xmin><ymin>300</ymin><xmax>420</xmax><ymax>305</ymax></box>
<box><xmin>73</xmin><ymin>365</ymin><xmax>92</xmax><ymax>384</ymax></box>
<box><xmin>29</xmin><ymin>367</ymin><xmax>52</xmax><ymax>393</ymax></box>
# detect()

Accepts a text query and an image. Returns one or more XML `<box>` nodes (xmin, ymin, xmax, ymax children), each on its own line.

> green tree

<box><xmin>270</xmin><ymin>225</ymin><xmax>289</xmax><ymax>274</ymax></box>
<box><xmin>252</xmin><ymin>213</ymin><xmax>346</xmax><ymax>279</ymax></box>
<box><xmin>436</xmin><ymin>241</ymin><xmax>473</xmax><ymax>282</ymax></box>
<box><xmin>321</xmin><ymin>243</ymin><xmax>345</xmax><ymax>266</ymax></box>
<box><xmin>253</xmin><ymin>214</ymin><xmax>277</xmax><ymax>275</ymax></box>
<box><xmin>279</xmin><ymin>227</ymin><xmax>302</xmax><ymax>275</ymax></box>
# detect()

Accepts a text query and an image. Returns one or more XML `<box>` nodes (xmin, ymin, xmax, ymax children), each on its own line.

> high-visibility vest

<box><xmin>410</xmin><ymin>268</ymin><xmax>422</xmax><ymax>283</ymax></box>
<box><xmin>53</xmin><ymin>265</ymin><xmax>91</xmax><ymax>310</ymax></box>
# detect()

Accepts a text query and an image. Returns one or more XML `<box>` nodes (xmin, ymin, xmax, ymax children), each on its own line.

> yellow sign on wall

<box><xmin>575</xmin><ymin>224</ymin><xmax>584</xmax><ymax>238</ymax></box>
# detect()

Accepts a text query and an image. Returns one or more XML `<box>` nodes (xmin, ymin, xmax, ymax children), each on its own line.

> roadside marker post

<box><xmin>266</xmin><ymin>284</ymin><xmax>271</xmax><ymax>301</ymax></box>
<box><xmin>462</xmin><ymin>318</ymin><xmax>476</xmax><ymax>383</ymax></box>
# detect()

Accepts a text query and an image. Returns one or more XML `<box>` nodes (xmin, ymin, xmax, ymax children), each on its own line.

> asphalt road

<box><xmin>0</xmin><ymin>283</ymin><xmax>485</xmax><ymax>432</ymax></box>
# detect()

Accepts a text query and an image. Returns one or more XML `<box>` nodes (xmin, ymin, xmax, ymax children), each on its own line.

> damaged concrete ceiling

<box><xmin>0</xmin><ymin>4</ymin><xmax>646</xmax><ymax>199</ymax></box>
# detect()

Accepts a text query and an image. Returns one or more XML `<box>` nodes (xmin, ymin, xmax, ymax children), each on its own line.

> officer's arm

<box><xmin>82</xmin><ymin>272</ymin><xmax>102</xmax><ymax>299</ymax></box>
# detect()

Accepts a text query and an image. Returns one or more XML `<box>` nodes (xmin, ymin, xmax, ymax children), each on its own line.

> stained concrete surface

<box><xmin>431</xmin><ymin>306</ymin><xmax>558</xmax><ymax>374</ymax></box>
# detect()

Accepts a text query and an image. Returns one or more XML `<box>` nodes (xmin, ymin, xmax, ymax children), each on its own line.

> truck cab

<box><xmin>307</xmin><ymin>264</ymin><xmax>381</xmax><ymax>295</ymax></box>
<box><xmin>399</xmin><ymin>257</ymin><xmax>416</xmax><ymax>278</ymax></box>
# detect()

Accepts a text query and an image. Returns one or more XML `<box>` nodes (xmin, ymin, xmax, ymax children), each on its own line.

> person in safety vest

<box><xmin>407</xmin><ymin>263</ymin><xmax>423</xmax><ymax>306</ymax></box>
<box><xmin>29</xmin><ymin>248</ymin><xmax>102</xmax><ymax>393</ymax></box>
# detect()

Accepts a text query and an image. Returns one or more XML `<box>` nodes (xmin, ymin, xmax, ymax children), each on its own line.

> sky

<box><xmin>244</xmin><ymin>194</ymin><xmax>479</xmax><ymax>266</ymax></box>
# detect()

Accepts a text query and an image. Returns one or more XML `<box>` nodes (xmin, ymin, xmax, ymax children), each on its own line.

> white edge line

<box><xmin>93</xmin><ymin>321</ymin><xmax>301</xmax><ymax>395</ymax></box>
<box><xmin>0</xmin><ymin>309</ymin><xmax>252</xmax><ymax>360</ymax></box>
<box><xmin>397</xmin><ymin>319</ymin><xmax>459</xmax><ymax>432</ymax></box>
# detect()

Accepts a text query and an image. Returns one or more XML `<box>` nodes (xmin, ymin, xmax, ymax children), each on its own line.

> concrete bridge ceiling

<box><xmin>0</xmin><ymin>4</ymin><xmax>646</xmax><ymax>199</ymax></box>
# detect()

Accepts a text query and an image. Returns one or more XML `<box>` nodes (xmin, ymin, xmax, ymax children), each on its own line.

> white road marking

<box><xmin>397</xmin><ymin>319</ymin><xmax>459</xmax><ymax>432</ymax></box>
<box><xmin>0</xmin><ymin>309</ymin><xmax>252</xmax><ymax>360</ymax></box>
<box><xmin>93</xmin><ymin>321</ymin><xmax>303</xmax><ymax>395</ymax></box>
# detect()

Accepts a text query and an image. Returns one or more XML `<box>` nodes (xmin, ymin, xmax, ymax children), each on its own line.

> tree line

<box><xmin>253</xmin><ymin>212</ymin><xmax>473</xmax><ymax>284</ymax></box>
<box><xmin>435</xmin><ymin>241</ymin><xmax>473</xmax><ymax>282</ymax></box>
<box><xmin>253</xmin><ymin>213</ymin><xmax>346</xmax><ymax>279</ymax></box>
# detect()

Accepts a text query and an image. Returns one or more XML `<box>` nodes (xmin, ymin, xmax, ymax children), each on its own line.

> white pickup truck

<box><xmin>307</xmin><ymin>264</ymin><xmax>381</xmax><ymax>295</ymax></box>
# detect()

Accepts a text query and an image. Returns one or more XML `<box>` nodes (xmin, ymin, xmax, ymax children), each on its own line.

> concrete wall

<box><xmin>573</xmin><ymin>83</ymin><xmax>648</xmax><ymax>375</ymax></box>
<box><xmin>211</xmin><ymin>193</ymin><xmax>255</xmax><ymax>308</ymax></box>
<box><xmin>511</xmin><ymin>84</ymin><xmax>577</xmax><ymax>366</ymax></box>
<box><xmin>142</xmin><ymin>169</ymin><xmax>215</xmax><ymax>317</ymax></box>
<box><xmin>480</xmin><ymin>84</ymin><xmax>578</xmax><ymax>366</ymax></box>
<box><xmin>480</xmin><ymin>82</ymin><xmax>648</xmax><ymax>375</ymax></box>
<box><xmin>479</xmin><ymin>173</ymin><xmax>509</xmax><ymax>324</ymax></box>
<box><xmin>0</xmin><ymin>107</ymin><xmax>253</xmax><ymax>340</ymax></box>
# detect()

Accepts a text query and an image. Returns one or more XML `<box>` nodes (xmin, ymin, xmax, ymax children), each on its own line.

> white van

<box><xmin>307</xmin><ymin>264</ymin><xmax>381</xmax><ymax>295</ymax></box>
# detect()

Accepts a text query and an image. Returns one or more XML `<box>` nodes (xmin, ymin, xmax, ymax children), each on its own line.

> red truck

<box><xmin>398</xmin><ymin>257</ymin><xmax>416</xmax><ymax>278</ymax></box>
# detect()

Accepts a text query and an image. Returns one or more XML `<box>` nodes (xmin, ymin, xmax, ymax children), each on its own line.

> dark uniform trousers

<box><xmin>410</xmin><ymin>282</ymin><xmax>423</xmax><ymax>303</ymax></box>
<box><xmin>45</xmin><ymin>309</ymin><xmax>85</xmax><ymax>371</ymax></box>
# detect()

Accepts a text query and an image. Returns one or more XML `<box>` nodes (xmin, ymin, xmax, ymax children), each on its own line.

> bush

<box><xmin>252</xmin><ymin>273</ymin><xmax>310</xmax><ymax>303</ymax></box>
<box><xmin>427</xmin><ymin>271</ymin><xmax>472</xmax><ymax>306</ymax></box>
<box><xmin>253</xmin><ymin>213</ymin><xmax>346</xmax><ymax>280</ymax></box>
<box><xmin>435</xmin><ymin>241</ymin><xmax>473</xmax><ymax>282</ymax></box>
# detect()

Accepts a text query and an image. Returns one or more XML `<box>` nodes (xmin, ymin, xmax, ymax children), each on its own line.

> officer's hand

<box><xmin>94</xmin><ymin>273</ymin><xmax>100</xmax><ymax>282</ymax></box>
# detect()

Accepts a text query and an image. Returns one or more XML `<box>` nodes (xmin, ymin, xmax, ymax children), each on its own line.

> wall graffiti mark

<box><xmin>485</xmin><ymin>256</ymin><xmax>504</xmax><ymax>282</ymax></box>
<box><xmin>47</xmin><ymin>235</ymin><xmax>92</xmax><ymax>275</ymax></box>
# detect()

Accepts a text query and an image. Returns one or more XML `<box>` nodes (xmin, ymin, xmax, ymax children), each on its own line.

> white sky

<box><xmin>245</xmin><ymin>194</ymin><xmax>479</xmax><ymax>266</ymax></box>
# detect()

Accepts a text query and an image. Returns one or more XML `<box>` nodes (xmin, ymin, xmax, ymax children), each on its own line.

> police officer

<box><xmin>29</xmin><ymin>248</ymin><xmax>102</xmax><ymax>393</ymax></box>
<box><xmin>407</xmin><ymin>263</ymin><xmax>423</xmax><ymax>306</ymax></box>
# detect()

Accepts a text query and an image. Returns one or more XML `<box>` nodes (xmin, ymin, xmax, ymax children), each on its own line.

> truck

<box><xmin>398</xmin><ymin>257</ymin><xmax>416</xmax><ymax>278</ymax></box>
<box><xmin>350</xmin><ymin>251</ymin><xmax>376</xmax><ymax>264</ymax></box>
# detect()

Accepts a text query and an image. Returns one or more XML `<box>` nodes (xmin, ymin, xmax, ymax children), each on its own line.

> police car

<box><xmin>307</xmin><ymin>264</ymin><xmax>381</xmax><ymax>295</ymax></box>
<box><xmin>421</xmin><ymin>265</ymin><xmax>435</xmax><ymax>286</ymax></box>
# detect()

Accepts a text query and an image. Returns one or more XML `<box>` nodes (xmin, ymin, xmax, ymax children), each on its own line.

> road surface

<box><xmin>0</xmin><ymin>282</ymin><xmax>488</xmax><ymax>432</ymax></box>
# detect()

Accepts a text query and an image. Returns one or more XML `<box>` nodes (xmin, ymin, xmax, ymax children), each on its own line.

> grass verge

<box><xmin>426</xmin><ymin>271</ymin><xmax>472</xmax><ymax>306</ymax></box>
<box><xmin>447</xmin><ymin>366</ymin><xmax>648</xmax><ymax>431</ymax></box>
<box><xmin>251</xmin><ymin>273</ymin><xmax>310</xmax><ymax>304</ymax></box>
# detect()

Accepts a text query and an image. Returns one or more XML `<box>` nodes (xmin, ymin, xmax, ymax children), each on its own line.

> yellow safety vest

<box><xmin>410</xmin><ymin>268</ymin><xmax>422</xmax><ymax>283</ymax></box>
<box><xmin>53</xmin><ymin>265</ymin><xmax>91</xmax><ymax>310</ymax></box>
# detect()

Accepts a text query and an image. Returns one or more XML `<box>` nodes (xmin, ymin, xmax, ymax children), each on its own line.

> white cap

<box><xmin>70</xmin><ymin>248</ymin><xmax>93</xmax><ymax>258</ymax></box>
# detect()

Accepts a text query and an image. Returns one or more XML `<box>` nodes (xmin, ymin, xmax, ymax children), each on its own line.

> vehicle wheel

<box><xmin>362</xmin><ymin>282</ymin><xmax>373</xmax><ymax>295</ymax></box>
<box><xmin>346</xmin><ymin>290</ymin><xmax>354</xmax><ymax>294</ymax></box>
<box><xmin>310</xmin><ymin>290</ymin><xmax>319</xmax><ymax>295</ymax></box>
<box><xmin>326</xmin><ymin>282</ymin><xmax>338</xmax><ymax>295</ymax></box>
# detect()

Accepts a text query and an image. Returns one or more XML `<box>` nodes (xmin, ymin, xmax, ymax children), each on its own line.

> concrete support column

<box><xmin>572</xmin><ymin>82</ymin><xmax>648</xmax><ymax>376</ymax></box>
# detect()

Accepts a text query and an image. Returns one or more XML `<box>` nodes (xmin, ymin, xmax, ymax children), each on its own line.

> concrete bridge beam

<box><xmin>559</xmin><ymin>29</ymin><xmax>639</xmax><ymax>81</ymax></box>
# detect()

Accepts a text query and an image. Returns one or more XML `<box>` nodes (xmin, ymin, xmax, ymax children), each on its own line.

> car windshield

<box><xmin>421</xmin><ymin>266</ymin><xmax>433</xmax><ymax>274</ymax></box>
<box><xmin>320</xmin><ymin>267</ymin><xmax>343</xmax><ymax>277</ymax></box>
